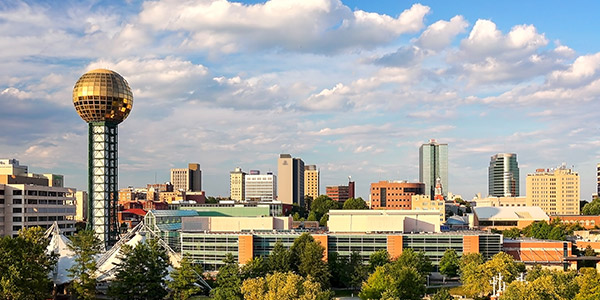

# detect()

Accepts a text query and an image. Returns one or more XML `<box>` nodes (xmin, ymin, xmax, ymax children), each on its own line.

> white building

<box><xmin>245</xmin><ymin>172</ymin><xmax>277</xmax><ymax>202</ymax></box>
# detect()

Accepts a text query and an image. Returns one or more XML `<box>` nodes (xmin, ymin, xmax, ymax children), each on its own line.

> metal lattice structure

<box><xmin>89</xmin><ymin>122</ymin><xmax>119</xmax><ymax>249</ymax></box>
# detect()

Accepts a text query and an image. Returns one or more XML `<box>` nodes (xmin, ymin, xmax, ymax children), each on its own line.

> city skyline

<box><xmin>2</xmin><ymin>1</ymin><xmax>600</xmax><ymax>199</ymax></box>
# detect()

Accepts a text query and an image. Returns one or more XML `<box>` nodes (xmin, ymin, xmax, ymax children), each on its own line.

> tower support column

<box><xmin>88</xmin><ymin>121</ymin><xmax>119</xmax><ymax>249</ymax></box>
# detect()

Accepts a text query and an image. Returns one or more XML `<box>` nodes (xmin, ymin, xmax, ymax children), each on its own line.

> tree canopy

<box><xmin>459</xmin><ymin>252</ymin><xmax>524</xmax><ymax>298</ymax></box>
<box><xmin>582</xmin><ymin>197</ymin><xmax>600</xmax><ymax>215</ymax></box>
<box><xmin>168</xmin><ymin>255</ymin><xmax>205</xmax><ymax>300</ymax></box>
<box><xmin>342</xmin><ymin>197</ymin><xmax>368</xmax><ymax>210</ymax></box>
<box><xmin>210</xmin><ymin>254</ymin><xmax>242</xmax><ymax>300</ymax></box>
<box><xmin>241</xmin><ymin>271</ymin><xmax>331</xmax><ymax>300</ymax></box>
<box><xmin>439</xmin><ymin>248</ymin><xmax>460</xmax><ymax>277</ymax></box>
<box><xmin>68</xmin><ymin>230</ymin><xmax>102</xmax><ymax>300</ymax></box>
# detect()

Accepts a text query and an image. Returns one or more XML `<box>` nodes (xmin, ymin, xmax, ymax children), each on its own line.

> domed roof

<box><xmin>72</xmin><ymin>69</ymin><xmax>133</xmax><ymax>124</ymax></box>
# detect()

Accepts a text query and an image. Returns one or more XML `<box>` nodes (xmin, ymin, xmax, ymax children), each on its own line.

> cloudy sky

<box><xmin>2</xmin><ymin>0</ymin><xmax>600</xmax><ymax>200</ymax></box>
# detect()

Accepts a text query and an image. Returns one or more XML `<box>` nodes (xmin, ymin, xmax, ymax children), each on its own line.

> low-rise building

<box><xmin>473</xmin><ymin>206</ymin><xmax>549</xmax><ymax>230</ymax></box>
<box><xmin>326</xmin><ymin>185</ymin><xmax>350</xmax><ymax>203</ymax></box>
<box><xmin>473</xmin><ymin>196</ymin><xmax>528</xmax><ymax>208</ymax></box>
<box><xmin>411</xmin><ymin>194</ymin><xmax>445</xmax><ymax>222</ymax></box>
<box><xmin>550</xmin><ymin>215</ymin><xmax>600</xmax><ymax>230</ymax></box>
<box><xmin>370</xmin><ymin>181</ymin><xmax>425</xmax><ymax>210</ymax></box>
<box><xmin>328</xmin><ymin>209</ymin><xmax>441</xmax><ymax>233</ymax></box>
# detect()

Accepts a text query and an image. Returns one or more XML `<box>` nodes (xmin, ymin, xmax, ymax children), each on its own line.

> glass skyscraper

<box><xmin>419</xmin><ymin>139</ymin><xmax>448</xmax><ymax>199</ymax></box>
<box><xmin>488</xmin><ymin>153</ymin><xmax>519</xmax><ymax>197</ymax></box>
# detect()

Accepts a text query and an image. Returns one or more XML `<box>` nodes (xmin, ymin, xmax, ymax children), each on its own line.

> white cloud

<box><xmin>416</xmin><ymin>15</ymin><xmax>468</xmax><ymax>51</ymax></box>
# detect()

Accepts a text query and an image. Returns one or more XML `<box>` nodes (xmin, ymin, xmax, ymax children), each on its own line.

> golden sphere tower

<box><xmin>73</xmin><ymin>69</ymin><xmax>133</xmax><ymax>248</ymax></box>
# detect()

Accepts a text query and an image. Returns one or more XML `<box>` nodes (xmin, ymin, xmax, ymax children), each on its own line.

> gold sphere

<box><xmin>72</xmin><ymin>69</ymin><xmax>133</xmax><ymax>124</ymax></box>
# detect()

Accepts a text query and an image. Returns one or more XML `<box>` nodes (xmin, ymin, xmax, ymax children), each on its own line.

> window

<box><xmin>13</xmin><ymin>208</ymin><xmax>22</xmax><ymax>213</ymax></box>
<box><xmin>13</xmin><ymin>199</ymin><xmax>22</xmax><ymax>204</ymax></box>
<box><xmin>13</xmin><ymin>217</ymin><xmax>22</xmax><ymax>222</ymax></box>
<box><xmin>13</xmin><ymin>190</ymin><xmax>22</xmax><ymax>195</ymax></box>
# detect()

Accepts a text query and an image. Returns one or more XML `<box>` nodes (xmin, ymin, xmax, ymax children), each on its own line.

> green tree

<box><xmin>328</xmin><ymin>252</ymin><xmax>348</xmax><ymax>288</ymax></box>
<box><xmin>432</xmin><ymin>288</ymin><xmax>454</xmax><ymax>300</ymax></box>
<box><xmin>205</xmin><ymin>196</ymin><xmax>219</xmax><ymax>204</ymax></box>
<box><xmin>584</xmin><ymin>245</ymin><xmax>597</xmax><ymax>256</ymax></box>
<box><xmin>68</xmin><ymin>230</ymin><xmax>102</xmax><ymax>300</ymax></box>
<box><xmin>523</xmin><ymin>221</ymin><xmax>552</xmax><ymax>239</ymax></box>
<box><xmin>459</xmin><ymin>253</ymin><xmax>485</xmax><ymax>298</ymax></box>
<box><xmin>394</xmin><ymin>248</ymin><xmax>432</xmax><ymax>276</ymax></box>
<box><xmin>343</xmin><ymin>197</ymin><xmax>368</xmax><ymax>210</ymax></box>
<box><xmin>210</xmin><ymin>254</ymin><xmax>242</xmax><ymax>300</ymax></box>
<box><xmin>307</xmin><ymin>211</ymin><xmax>318</xmax><ymax>221</ymax></box>
<box><xmin>241</xmin><ymin>256</ymin><xmax>267</xmax><ymax>280</ymax></box>
<box><xmin>575</xmin><ymin>267</ymin><xmax>600</xmax><ymax>300</ymax></box>
<box><xmin>369</xmin><ymin>249</ymin><xmax>391</xmax><ymax>272</ymax></box>
<box><xmin>298</xmin><ymin>238</ymin><xmax>330</xmax><ymax>289</ymax></box>
<box><xmin>319</xmin><ymin>214</ymin><xmax>328</xmax><ymax>227</ymax></box>
<box><xmin>168</xmin><ymin>255</ymin><xmax>205</xmax><ymax>300</ymax></box>
<box><xmin>548</xmin><ymin>226</ymin><xmax>566</xmax><ymax>240</ymax></box>
<box><xmin>0</xmin><ymin>227</ymin><xmax>56</xmax><ymax>300</ymax></box>
<box><xmin>460</xmin><ymin>252</ymin><xmax>524</xmax><ymax>298</ymax></box>
<box><xmin>108</xmin><ymin>238</ymin><xmax>170</xmax><ymax>300</ymax></box>
<box><xmin>267</xmin><ymin>241</ymin><xmax>292</xmax><ymax>273</ymax></box>
<box><xmin>241</xmin><ymin>271</ymin><xmax>331</xmax><ymax>300</ymax></box>
<box><xmin>503</xmin><ymin>270</ymin><xmax>578</xmax><ymax>300</ymax></box>
<box><xmin>439</xmin><ymin>249</ymin><xmax>460</xmax><ymax>277</ymax></box>
<box><xmin>582</xmin><ymin>197</ymin><xmax>600</xmax><ymax>215</ymax></box>
<box><xmin>360</xmin><ymin>265</ymin><xmax>425</xmax><ymax>300</ymax></box>
<box><xmin>502</xmin><ymin>228</ymin><xmax>521</xmax><ymax>239</ymax></box>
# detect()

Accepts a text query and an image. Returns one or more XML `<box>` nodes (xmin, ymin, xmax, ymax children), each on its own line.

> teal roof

<box><xmin>158</xmin><ymin>223</ymin><xmax>182</xmax><ymax>231</ymax></box>
<box><xmin>150</xmin><ymin>210</ymin><xmax>198</xmax><ymax>217</ymax></box>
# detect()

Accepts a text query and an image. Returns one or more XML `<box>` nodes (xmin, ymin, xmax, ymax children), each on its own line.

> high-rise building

<box><xmin>230</xmin><ymin>167</ymin><xmax>246</xmax><ymax>201</ymax></box>
<box><xmin>326</xmin><ymin>185</ymin><xmax>350</xmax><ymax>202</ymax></box>
<box><xmin>0</xmin><ymin>159</ymin><xmax>76</xmax><ymax>237</ymax></box>
<box><xmin>171</xmin><ymin>163</ymin><xmax>202</xmax><ymax>192</ymax></box>
<box><xmin>370</xmin><ymin>181</ymin><xmax>425</xmax><ymax>209</ymax></box>
<box><xmin>419</xmin><ymin>139</ymin><xmax>448</xmax><ymax>199</ymax></box>
<box><xmin>245</xmin><ymin>172</ymin><xmax>277</xmax><ymax>202</ymax></box>
<box><xmin>488</xmin><ymin>153</ymin><xmax>519</xmax><ymax>197</ymax></box>
<box><xmin>304</xmin><ymin>165</ymin><xmax>319</xmax><ymax>200</ymax></box>
<box><xmin>526</xmin><ymin>165</ymin><xmax>580</xmax><ymax>215</ymax></box>
<box><xmin>277</xmin><ymin>154</ymin><xmax>304</xmax><ymax>206</ymax></box>
<box><xmin>73</xmin><ymin>69</ymin><xmax>133</xmax><ymax>248</ymax></box>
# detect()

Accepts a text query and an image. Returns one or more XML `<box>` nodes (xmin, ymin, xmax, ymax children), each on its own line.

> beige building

<box><xmin>0</xmin><ymin>159</ymin><xmax>76</xmax><ymax>237</ymax></box>
<box><xmin>171</xmin><ymin>163</ymin><xmax>202</xmax><ymax>192</ymax></box>
<box><xmin>526</xmin><ymin>165</ymin><xmax>580</xmax><ymax>215</ymax></box>
<box><xmin>474</xmin><ymin>196</ymin><xmax>528</xmax><ymax>208</ymax></box>
<box><xmin>245</xmin><ymin>173</ymin><xmax>276</xmax><ymax>202</ymax></box>
<box><xmin>68</xmin><ymin>190</ymin><xmax>88</xmax><ymax>222</ymax></box>
<box><xmin>411</xmin><ymin>194</ymin><xmax>445</xmax><ymax>222</ymax></box>
<box><xmin>304</xmin><ymin>165</ymin><xmax>319</xmax><ymax>200</ymax></box>
<box><xmin>277</xmin><ymin>154</ymin><xmax>304</xmax><ymax>206</ymax></box>
<box><xmin>181</xmin><ymin>216</ymin><xmax>292</xmax><ymax>232</ymax></box>
<box><xmin>327</xmin><ymin>209</ymin><xmax>441</xmax><ymax>233</ymax></box>
<box><xmin>230</xmin><ymin>167</ymin><xmax>246</xmax><ymax>201</ymax></box>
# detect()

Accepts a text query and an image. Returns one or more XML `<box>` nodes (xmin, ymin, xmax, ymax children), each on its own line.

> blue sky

<box><xmin>1</xmin><ymin>0</ymin><xmax>600</xmax><ymax>200</ymax></box>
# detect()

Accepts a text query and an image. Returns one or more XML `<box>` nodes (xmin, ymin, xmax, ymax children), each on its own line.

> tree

<box><xmin>343</xmin><ymin>197</ymin><xmax>368</xmax><ymax>210</ymax></box>
<box><xmin>503</xmin><ymin>270</ymin><xmax>579</xmax><ymax>300</ymax></box>
<box><xmin>241</xmin><ymin>256</ymin><xmax>267</xmax><ymax>280</ymax></box>
<box><xmin>575</xmin><ymin>268</ymin><xmax>600</xmax><ymax>300</ymax></box>
<box><xmin>168</xmin><ymin>255</ymin><xmax>205</xmax><ymax>300</ymax></box>
<box><xmin>307</xmin><ymin>211</ymin><xmax>318</xmax><ymax>221</ymax></box>
<box><xmin>459</xmin><ymin>252</ymin><xmax>524</xmax><ymax>298</ymax></box>
<box><xmin>369</xmin><ymin>249</ymin><xmax>391</xmax><ymax>272</ymax></box>
<box><xmin>458</xmin><ymin>253</ymin><xmax>485</xmax><ymax>298</ymax></box>
<box><xmin>394</xmin><ymin>248</ymin><xmax>432</xmax><ymax>276</ymax></box>
<box><xmin>523</xmin><ymin>221</ymin><xmax>552</xmax><ymax>239</ymax></box>
<box><xmin>548</xmin><ymin>226</ymin><xmax>567</xmax><ymax>240</ymax></box>
<box><xmin>108</xmin><ymin>238</ymin><xmax>170</xmax><ymax>300</ymax></box>
<box><xmin>584</xmin><ymin>245</ymin><xmax>597</xmax><ymax>256</ymax></box>
<box><xmin>319</xmin><ymin>214</ymin><xmax>328</xmax><ymax>227</ymax></box>
<box><xmin>210</xmin><ymin>254</ymin><xmax>242</xmax><ymax>300</ymax></box>
<box><xmin>329</xmin><ymin>251</ymin><xmax>368</xmax><ymax>289</ymax></box>
<box><xmin>439</xmin><ymin>249</ymin><xmax>460</xmax><ymax>277</ymax></box>
<box><xmin>297</xmin><ymin>238</ymin><xmax>330</xmax><ymax>289</ymax></box>
<box><xmin>241</xmin><ymin>271</ymin><xmax>331</xmax><ymax>300</ymax></box>
<box><xmin>0</xmin><ymin>227</ymin><xmax>56</xmax><ymax>300</ymax></box>
<box><xmin>205</xmin><ymin>196</ymin><xmax>219</xmax><ymax>204</ymax></box>
<box><xmin>68</xmin><ymin>230</ymin><xmax>102</xmax><ymax>300</ymax></box>
<box><xmin>360</xmin><ymin>265</ymin><xmax>425</xmax><ymax>300</ymax></box>
<box><xmin>431</xmin><ymin>288</ymin><xmax>454</xmax><ymax>300</ymax></box>
<box><xmin>582</xmin><ymin>197</ymin><xmax>600</xmax><ymax>215</ymax></box>
<box><xmin>268</xmin><ymin>241</ymin><xmax>292</xmax><ymax>273</ymax></box>
<box><xmin>503</xmin><ymin>228</ymin><xmax>521</xmax><ymax>239</ymax></box>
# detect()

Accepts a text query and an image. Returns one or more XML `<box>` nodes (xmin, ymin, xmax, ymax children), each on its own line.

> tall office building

<box><xmin>488</xmin><ymin>153</ymin><xmax>520</xmax><ymax>197</ymax></box>
<box><xmin>171</xmin><ymin>163</ymin><xmax>202</xmax><ymax>192</ymax></box>
<box><xmin>277</xmin><ymin>154</ymin><xmax>305</xmax><ymax>206</ymax></box>
<box><xmin>0</xmin><ymin>159</ymin><xmax>76</xmax><ymax>237</ymax></box>
<box><xmin>230</xmin><ymin>167</ymin><xmax>246</xmax><ymax>201</ymax></box>
<box><xmin>73</xmin><ymin>69</ymin><xmax>133</xmax><ymax>248</ymax></box>
<box><xmin>419</xmin><ymin>139</ymin><xmax>448</xmax><ymax>199</ymax></box>
<box><xmin>304</xmin><ymin>165</ymin><xmax>320</xmax><ymax>200</ymax></box>
<box><xmin>245</xmin><ymin>172</ymin><xmax>277</xmax><ymax>201</ymax></box>
<box><xmin>526</xmin><ymin>165</ymin><xmax>580</xmax><ymax>215</ymax></box>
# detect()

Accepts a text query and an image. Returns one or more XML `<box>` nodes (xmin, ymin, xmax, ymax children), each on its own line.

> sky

<box><xmin>2</xmin><ymin>0</ymin><xmax>600</xmax><ymax>200</ymax></box>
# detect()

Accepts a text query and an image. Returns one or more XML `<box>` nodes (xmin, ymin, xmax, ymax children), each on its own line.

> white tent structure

<box><xmin>46</xmin><ymin>222</ymin><xmax>76</xmax><ymax>285</ymax></box>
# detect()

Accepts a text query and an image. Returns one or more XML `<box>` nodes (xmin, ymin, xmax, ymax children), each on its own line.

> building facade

<box><xmin>0</xmin><ymin>159</ymin><xmax>76</xmax><ymax>237</ymax></box>
<box><xmin>245</xmin><ymin>173</ymin><xmax>277</xmax><ymax>202</ymax></box>
<box><xmin>411</xmin><ymin>194</ymin><xmax>445</xmax><ymax>222</ymax></box>
<box><xmin>526</xmin><ymin>165</ymin><xmax>580</xmax><ymax>215</ymax></box>
<box><xmin>489</xmin><ymin>153</ymin><xmax>520</xmax><ymax>197</ymax></box>
<box><xmin>171</xmin><ymin>163</ymin><xmax>202</xmax><ymax>192</ymax></box>
<box><xmin>277</xmin><ymin>154</ymin><xmax>305</xmax><ymax>206</ymax></box>
<box><xmin>230</xmin><ymin>167</ymin><xmax>246</xmax><ymax>201</ymax></box>
<box><xmin>370</xmin><ymin>181</ymin><xmax>425</xmax><ymax>210</ymax></box>
<box><xmin>326</xmin><ymin>185</ymin><xmax>351</xmax><ymax>203</ymax></box>
<box><xmin>419</xmin><ymin>139</ymin><xmax>448</xmax><ymax>199</ymax></box>
<box><xmin>304</xmin><ymin>165</ymin><xmax>319</xmax><ymax>200</ymax></box>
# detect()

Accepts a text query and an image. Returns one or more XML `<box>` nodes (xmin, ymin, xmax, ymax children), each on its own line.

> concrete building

<box><xmin>474</xmin><ymin>196</ymin><xmax>528</xmax><ymax>208</ymax></box>
<box><xmin>326</xmin><ymin>185</ymin><xmax>351</xmax><ymax>203</ymax></box>
<box><xmin>370</xmin><ymin>181</ymin><xmax>425</xmax><ymax>210</ymax></box>
<box><xmin>70</xmin><ymin>190</ymin><xmax>88</xmax><ymax>221</ymax></box>
<box><xmin>230</xmin><ymin>167</ymin><xmax>246</xmax><ymax>201</ymax></box>
<box><xmin>304</xmin><ymin>165</ymin><xmax>319</xmax><ymax>200</ymax></box>
<box><xmin>277</xmin><ymin>154</ymin><xmax>304</xmax><ymax>206</ymax></box>
<box><xmin>147</xmin><ymin>182</ymin><xmax>173</xmax><ymax>202</ymax></box>
<box><xmin>328</xmin><ymin>209</ymin><xmax>441</xmax><ymax>233</ymax></box>
<box><xmin>526</xmin><ymin>165</ymin><xmax>580</xmax><ymax>215</ymax></box>
<box><xmin>411</xmin><ymin>194</ymin><xmax>445</xmax><ymax>222</ymax></box>
<box><xmin>171</xmin><ymin>163</ymin><xmax>202</xmax><ymax>192</ymax></box>
<box><xmin>489</xmin><ymin>153</ymin><xmax>520</xmax><ymax>197</ymax></box>
<box><xmin>473</xmin><ymin>206</ymin><xmax>549</xmax><ymax>230</ymax></box>
<box><xmin>181</xmin><ymin>216</ymin><xmax>292</xmax><ymax>232</ymax></box>
<box><xmin>0</xmin><ymin>159</ymin><xmax>76</xmax><ymax>237</ymax></box>
<box><xmin>419</xmin><ymin>139</ymin><xmax>448</xmax><ymax>199</ymax></box>
<box><xmin>245</xmin><ymin>172</ymin><xmax>277</xmax><ymax>202</ymax></box>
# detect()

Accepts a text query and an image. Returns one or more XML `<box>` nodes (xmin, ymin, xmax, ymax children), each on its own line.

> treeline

<box><xmin>292</xmin><ymin>195</ymin><xmax>368</xmax><ymax>225</ymax></box>
<box><xmin>500</xmin><ymin>218</ymin><xmax>583</xmax><ymax>240</ymax></box>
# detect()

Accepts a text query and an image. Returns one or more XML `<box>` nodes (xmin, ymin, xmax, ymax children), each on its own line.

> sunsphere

<box><xmin>73</xmin><ymin>69</ymin><xmax>133</xmax><ymax>124</ymax></box>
